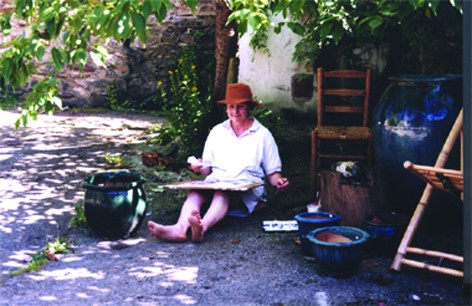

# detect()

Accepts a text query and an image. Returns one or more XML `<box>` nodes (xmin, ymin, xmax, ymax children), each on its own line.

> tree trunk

<box><xmin>214</xmin><ymin>2</ymin><xmax>238</xmax><ymax>101</ymax></box>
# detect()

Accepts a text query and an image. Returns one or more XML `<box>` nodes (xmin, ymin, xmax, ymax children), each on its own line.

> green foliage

<box><xmin>10</xmin><ymin>237</ymin><xmax>71</xmax><ymax>277</ymax></box>
<box><xmin>70</xmin><ymin>205</ymin><xmax>87</xmax><ymax>229</ymax></box>
<box><xmin>151</xmin><ymin>46</ymin><xmax>214</xmax><ymax>163</ymax></box>
<box><xmin>104</xmin><ymin>153</ymin><xmax>128</xmax><ymax>168</ymax></box>
<box><xmin>0</xmin><ymin>94</ymin><xmax>19</xmax><ymax>110</ymax></box>
<box><xmin>228</xmin><ymin>0</ymin><xmax>463</xmax><ymax>73</ymax></box>
<box><xmin>44</xmin><ymin>237</ymin><xmax>70</xmax><ymax>255</ymax></box>
<box><xmin>15</xmin><ymin>77</ymin><xmax>62</xmax><ymax>128</ymax></box>
<box><xmin>0</xmin><ymin>0</ymin><xmax>198</xmax><ymax>127</ymax></box>
<box><xmin>107</xmin><ymin>83</ymin><xmax>132</xmax><ymax>111</ymax></box>
<box><xmin>252</xmin><ymin>101</ymin><xmax>281</xmax><ymax>135</ymax></box>
<box><xmin>10</xmin><ymin>255</ymin><xmax>48</xmax><ymax>277</ymax></box>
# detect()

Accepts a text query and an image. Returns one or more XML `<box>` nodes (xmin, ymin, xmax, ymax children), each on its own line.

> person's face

<box><xmin>226</xmin><ymin>102</ymin><xmax>251</xmax><ymax>121</ymax></box>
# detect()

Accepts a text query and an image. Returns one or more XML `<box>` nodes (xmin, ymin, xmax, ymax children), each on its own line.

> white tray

<box><xmin>262</xmin><ymin>220</ymin><xmax>299</xmax><ymax>232</ymax></box>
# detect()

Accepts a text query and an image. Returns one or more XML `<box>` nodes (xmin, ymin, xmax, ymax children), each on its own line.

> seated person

<box><xmin>148</xmin><ymin>83</ymin><xmax>289</xmax><ymax>242</ymax></box>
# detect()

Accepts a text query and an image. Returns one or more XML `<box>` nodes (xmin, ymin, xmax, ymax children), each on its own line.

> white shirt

<box><xmin>202</xmin><ymin>118</ymin><xmax>282</xmax><ymax>212</ymax></box>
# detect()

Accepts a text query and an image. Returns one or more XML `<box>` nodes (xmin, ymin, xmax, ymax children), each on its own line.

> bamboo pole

<box><xmin>401</xmin><ymin>258</ymin><xmax>464</xmax><ymax>278</ymax></box>
<box><xmin>407</xmin><ymin>247</ymin><xmax>463</xmax><ymax>262</ymax></box>
<box><xmin>391</xmin><ymin>109</ymin><xmax>463</xmax><ymax>273</ymax></box>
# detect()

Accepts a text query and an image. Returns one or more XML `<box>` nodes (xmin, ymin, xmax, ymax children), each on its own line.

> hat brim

<box><xmin>217</xmin><ymin>99</ymin><xmax>261</xmax><ymax>107</ymax></box>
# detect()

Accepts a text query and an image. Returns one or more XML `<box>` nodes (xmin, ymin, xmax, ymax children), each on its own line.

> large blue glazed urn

<box><xmin>372</xmin><ymin>75</ymin><xmax>462</xmax><ymax>215</ymax></box>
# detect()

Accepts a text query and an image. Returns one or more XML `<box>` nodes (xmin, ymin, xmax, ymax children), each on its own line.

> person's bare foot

<box><xmin>147</xmin><ymin>221</ymin><xmax>187</xmax><ymax>242</ymax></box>
<box><xmin>188</xmin><ymin>210</ymin><xmax>204</xmax><ymax>242</ymax></box>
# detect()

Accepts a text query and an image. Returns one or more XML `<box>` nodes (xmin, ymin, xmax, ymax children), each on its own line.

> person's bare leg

<box><xmin>147</xmin><ymin>222</ymin><xmax>187</xmax><ymax>242</ymax></box>
<box><xmin>188</xmin><ymin>210</ymin><xmax>204</xmax><ymax>242</ymax></box>
<box><xmin>148</xmin><ymin>191</ymin><xmax>205</xmax><ymax>242</ymax></box>
<box><xmin>188</xmin><ymin>191</ymin><xmax>230</xmax><ymax>242</ymax></box>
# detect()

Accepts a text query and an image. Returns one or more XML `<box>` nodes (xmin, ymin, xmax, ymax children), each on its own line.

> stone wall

<box><xmin>0</xmin><ymin>1</ymin><xmax>216</xmax><ymax>109</ymax></box>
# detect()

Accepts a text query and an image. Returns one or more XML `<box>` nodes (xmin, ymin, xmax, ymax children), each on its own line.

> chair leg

<box><xmin>367</xmin><ymin>137</ymin><xmax>373</xmax><ymax>169</ymax></box>
<box><xmin>310</xmin><ymin>129</ymin><xmax>319</xmax><ymax>198</ymax></box>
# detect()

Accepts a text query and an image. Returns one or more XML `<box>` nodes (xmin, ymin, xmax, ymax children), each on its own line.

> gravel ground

<box><xmin>0</xmin><ymin>110</ymin><xmax>470</xmax><ymax>305</ymax></box>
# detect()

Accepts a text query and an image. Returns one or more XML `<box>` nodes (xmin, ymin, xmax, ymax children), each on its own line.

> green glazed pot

<box><xmin>308</xmin><ymin>226</ymin><xmax>370</xmax><ymax>275</ymax></box>
<box><xmin>83</xmin><ymin>172</ymin><xmax>147</xmax><ymax>240</ymax></box>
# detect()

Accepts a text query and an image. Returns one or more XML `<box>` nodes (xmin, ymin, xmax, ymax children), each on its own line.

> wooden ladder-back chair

<box><xmin>391</xmin><ymin>109</ymin><xmax>463</xmax><ymax>278</ymax></box>
<box><xmin>310</xmin><ymin>68</ymin><xmax>373</xmax><ymax>195</ymax></box>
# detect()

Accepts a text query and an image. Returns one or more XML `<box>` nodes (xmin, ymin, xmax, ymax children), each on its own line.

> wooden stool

<box><xmin>319</xmin><ymin>170</ymin><xmax>379</xmax><ymax>227</ymax></box>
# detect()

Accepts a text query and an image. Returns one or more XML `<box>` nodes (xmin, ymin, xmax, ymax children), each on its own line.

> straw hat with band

<box><xmin>217</xmin><ymin>83</ymin><xmax>261</xmax><ymax>107</ymax></box>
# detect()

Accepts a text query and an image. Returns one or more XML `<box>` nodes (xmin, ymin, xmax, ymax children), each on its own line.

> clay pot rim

<box><xmin>308</xmin><ymin>226</ymin><xmax>370</xmax><ymax>246</ymax></box>
<box><xmin>294</xmin><ymin>212</ymin><xmax>342</xmax><ymax>223</ymax></box>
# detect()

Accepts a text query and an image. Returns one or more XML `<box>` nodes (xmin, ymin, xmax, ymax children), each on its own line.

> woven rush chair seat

<box><xmin>317</xmin><ymin>126</ymin><xmax>372</xmax><ymax>140</ymax></box>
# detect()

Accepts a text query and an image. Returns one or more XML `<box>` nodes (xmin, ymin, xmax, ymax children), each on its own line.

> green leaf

<box><xmin>227</xmin><ymin>12</ymin><xmax>241</xmax><ymax>25</ymax></box>
<box><xmin>428</xmin><ymin>0</ymin><xmax>440</xmax><ymax>15</ymax></box>
<box><xmin>289</xmin><ymin>0</ymin><xmax>305</xmax><ymax>12</ymax></box>
<box><xmin>287</xmin><ymin>22</ymin><xmax>304</xmax><ymax>36</ymax></box>
<box><xmin>51</xmin><ymin>47</ymin><xmax>64</xmax><ymax>70</ymax></box>
<box><xmin>73</xmin><ymin>49</ymin><xmax>88</xmax><ymax>71</ymax></box>
<box><xmin>150</xmin><ymin>0</ymin><xmax>163</xmax><ymax>12</ymax></box>
<box><xmin>116</xmin><ymin>15</ymin><xmax>131</xmax><ymax>37</ymax></box>
<box><xmin>368</xmin><ymin>16</ymin><xmax>383</xmax><ymax>31</ymax></box>
<box><xmin>185</xmin><ymin>0</ymin><xmax>199</xmax><ymax>11</ymax></box>
<box><xmin>237</xmin><ymin>21</ymin><xmax>248</xmax><ymax>37</ymax></box>
<box><xmin>32</xmin><ymin>40</ymin><xmax>45</xmax><ymax>60</ymax></box>
<box><xmin>142</xmin><ymin>0</ymin><xmax>152</xmax><ymax>19</ymax></box>
<box><xmin>131</xmin><ymin>12</ymin><xmax>146</xmax><ymax>37</ymax></box>
<box><xmin>331</xmin><ymin>22</ymin><xmax>345</xmax><ymax>44</ymax></box>
<box><xmin>274</xmin><ymin>22</ymin><xmax>285</xmax><ymax>34</ymax></box>
<box><xmin>155</xmin><ymin>4</ymin><xmax>168</xmax><ymax>22</ymax></box>
<box><xmin>248</xmin><ymin>14</ymin><xmax>262</xmax><ymax>30</ymax></box>
<box><xmin>318</xmin><ymin>21</ymin><xmax>334</xmax><ymax>40</ymax></box>
<box><xmin>0</xmin><ymin>12</ymin><xmax>12</xmax><ymax>35</ymax></box>
<box><xmin>45</xmin><ymin>17</ymin><xmax>57</xmax><ymax>39</ymax></box>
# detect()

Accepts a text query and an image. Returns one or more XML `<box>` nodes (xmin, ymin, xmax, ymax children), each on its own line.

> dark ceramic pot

<box><xmin>308</xmin><ymin>226</ymin><xmax>370</xmax><ymax>274</ymax></box>
<box><xmin>372</xmin><ymin>75</ymin><xmax>462</xmax><ymax>214</ymax></box>
<box><xmin>294</xmin><ymin>212</ymin><xmax>342</xmax><ymax>256</ymax></box>
<box><xmin>83</xmin><ymin>172</ymin><xmax>147</xmax><ymax>240</ymax></box>
<box><xmin>362</xmin><ymin>212</ymin><xmax>410</xmax><ymax>256</ymax></box>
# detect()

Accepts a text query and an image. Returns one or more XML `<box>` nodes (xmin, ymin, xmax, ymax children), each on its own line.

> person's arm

<box><xmin>267</xmin><ymin>172</ymin><xmax>289</xmax><ymax>191</ymax></box>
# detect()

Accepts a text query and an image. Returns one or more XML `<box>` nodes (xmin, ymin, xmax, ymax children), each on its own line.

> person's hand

<box><xmin>188</xmin><ymin>158</ymin><xmax>211</xmax><ymax>175</ymax></box>
<box><xmin>276</xmin><ymin>177</ymin><xmax>289</xmax><ymax>191</ymax></box>
<box><xmin>189</xmin><ymin>158</ymin><xmax>204</xmax><ymax>173</ymax></box>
